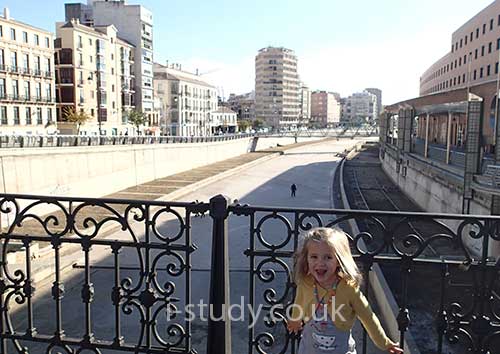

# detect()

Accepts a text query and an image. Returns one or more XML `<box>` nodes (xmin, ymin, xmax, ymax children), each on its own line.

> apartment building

<box><xmin>55</xmin><ymin>19</ymin><xmax>135</xmax><ymax>135</ymax></box>
<box><xmin>299</xmin><ymin>83</ymin><xmax>311</xmax><ymax>125</ymax></box>
<box><xmin>212</xmin><ymin>106</ymin><xmax>238</xmax><ymax>134</ymax></box>
<box><xmin>0</xmin><ymin>8</ymin><xmax>56</xmax><ymax>135</ymax></box>
<box><xmin>310</xmin><ymin>91</ymin><xmax>341</xmax><ymax>127</ymax></box>
<box><xmin>365</xmin><ymin>87</ymin><xmax>382</xmax><ymax>114</ymax></box>
<box><xmin>344</xmin><ymin>91</ymin><xmax>377</xmax><ymax>125</ymax></box>
<box><xmin>227</xmin><ymin>91</ymin><xmax>255</xmax><ymax>122</ymax></box>
<box><xmin>153</xmin><ymin>62</ymin><xmax>218</xmax><ymax>136</ymax></box>
<box><xmin>65</xmin><ymin>0</ymin><xmax>154</xmax><ymax>118</ymax></box>
<box><xmin>255</xmin><ymin>46</ymin><xmax>300</xmax><ymax>129</ymax></box>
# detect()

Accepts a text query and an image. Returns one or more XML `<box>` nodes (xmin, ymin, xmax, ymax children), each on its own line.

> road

<box><xmin>7</xmin><ymin>138</ymin><xmax>385</xmax><ymax>354</ymax></box>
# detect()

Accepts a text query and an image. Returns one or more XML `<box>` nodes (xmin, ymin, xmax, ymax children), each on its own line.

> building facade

<box><xmin>0</xmin><ymin>8</ymin><xmax>56</xmax><ymax>135</ymax></box>
<box><xmin>65</xmin><ymin>0</ymin><xmax>154</xmax><ymax>119</ymax></box>
<box><xmin>212</xmin><ymin>106</ymin><xmax>237</xmax><ymax>134</ymax></box>
<box><xmin>299</xmin><ymin>83</ymin><xmax>311</xmax><ymax>125</ymax></box>
<box><xmin>55</xmin><ymin>19</ymin><xmax>135</xmax><ymax>135</ymax></box>
<box><xmin>154</xmin><ymin>62</ymin><xmax>218</xmax><ymax>137</ymax></box>
<box><xmin>310</xmin><ymin>91</ymin><xmax>341</xmax><ymax>127</ymax></box>
<box><xmin>365</xmin><ymin>87</ymin><xmax>382</xmax><ymax>115</ymax></box>
<box><xmin>344</xmin><ymin>91</ymin><xmax>377</xmax><ymax>125</ymax></box>
<box><xmin>255</xmin><ymin>46</ymin><xmax>300</xmax><ymax>129</ymax></box>
<box><xmin>227</xmin><ymin>91</ymin><xmax>255</xmax><ymax>122</ymax></box>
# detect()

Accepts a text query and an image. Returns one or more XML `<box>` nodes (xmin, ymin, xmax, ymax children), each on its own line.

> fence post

<box><xmin>207</xmin><ymin>194</ymin><xmax>231</xmax><ymax>354</ymax></box>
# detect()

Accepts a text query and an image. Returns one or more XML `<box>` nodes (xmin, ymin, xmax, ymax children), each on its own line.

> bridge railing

<box><xmin>1</xmin><ymin>193</ymin><xmax>497</xmax><ymax>353</ymax></box>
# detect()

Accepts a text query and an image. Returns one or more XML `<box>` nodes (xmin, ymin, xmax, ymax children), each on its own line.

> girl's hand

<box><xmin>286</xmin><ymin>320</ymin><xmax>302</xmax><ymax>333</ymax></box>
<box><xmin>388</xmin><ymin>344</ymin><xmax>403</xmax><ymax>354</ymax></box>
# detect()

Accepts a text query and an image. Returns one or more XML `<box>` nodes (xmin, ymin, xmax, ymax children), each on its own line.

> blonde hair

<box><xmin>294</xmin><ymin>227</ymin><xmax>362</xmax><ymax>287</ymax></box>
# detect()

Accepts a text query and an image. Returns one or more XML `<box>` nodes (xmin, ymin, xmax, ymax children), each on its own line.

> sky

<box><xmin>2</xmin><ymin>0</ymin><xmax>496</xmax><ymax>105</ymax></box>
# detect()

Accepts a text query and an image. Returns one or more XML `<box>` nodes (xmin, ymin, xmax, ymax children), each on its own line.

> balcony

<box><xmin>33</xmin><ymin>69</ymin><xmax>43</xmax><ymax>77</ymax></box>
<box><xmin>58</xmin><ymin>78</ymin><xmax>74</xmax><ymax>85</ymax></box>
<box><xmin>0</xmin><ymin>64</ymin><xmax>6</xmax><ymax>72</ymax></box>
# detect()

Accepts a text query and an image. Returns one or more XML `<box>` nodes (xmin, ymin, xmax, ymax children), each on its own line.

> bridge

<box><xmin>0</xmin><ymin>139</ymin><xmax>497</xmax><ymax>354</ymax></box>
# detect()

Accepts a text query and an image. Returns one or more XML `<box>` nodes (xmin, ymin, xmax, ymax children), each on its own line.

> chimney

<box><xmin>3</xmin><ymin>8</ymin><xmax>10</xmax><ymax>20</ymax></box>
<box><xmin>166</xmin><ymin>60</ymin><xmax>169</xmax><ymax>67</ymax></box>
<box><xmin>196</xmin><ymin>68</ymin><xmax>199</xmax><ymax>76</ymax></box>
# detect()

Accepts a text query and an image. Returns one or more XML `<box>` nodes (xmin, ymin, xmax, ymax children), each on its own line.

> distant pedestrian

<box><xmin>291</xmin><ymin>183</ymin><xmax>297</xmax><ymax>197</ymax></box>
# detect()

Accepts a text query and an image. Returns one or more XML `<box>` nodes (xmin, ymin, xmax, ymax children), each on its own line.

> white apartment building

<box><xmin>65</xmin><ymin>0</ymin><xmax>154</xmax><ymax>118</ymax></box>
<box><xmin>55</xmin><ymin>19</ymin><xmax>135</xmax><ymax>135</ymax></box>
<box><xmin>310</xmin><ymin>91</ymin><xmax>341</xmax><ymax>127</ymax></box>
<box><xmin>255</xmin><ymin>47</ymin><xmax>300</xmax><ymax>129</ymax></box>
<box><xmin>344</xmin><ymin>91</ymin><xmax>378</xmax><ymax>125</ymax></box>
<box><xmin>153</xmin><ymin>62</ymin><xmax>218</xmax><ymax>136</ymax></box>
<box><xmin>299</xmin><ymin>82</ymin><xmax>311</xmax><ymax>125</ymax></box>
<box><xmin>365</xmin><ymin>87</ymin><xmax>382</xmax><ymax>114</ymax></box>
<box><xmin>212</xmin><ymin>106</ymin><xmax>238</xmax><ymax>134</ymax></box>
<box><xmin>0</xmin><ymin>8</ymin><xmax>56</xmax><ymax>135</ymax></box>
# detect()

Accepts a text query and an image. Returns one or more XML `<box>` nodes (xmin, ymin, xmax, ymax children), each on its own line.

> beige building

<box><xmin>55</xmin><ymin>19</ymin><xmax>135</xmax><ymax>135</ymax></box>
<box><xmin>227</xmin><ymin>91</ymin><xmax>255</xmax><ymax>122</ymax></box>
<box><xmin>344</xmin><ymin>91</ymin><xmax>377</xmax><ymax>125</ymax></box>
<box><xmin>310</xmin><ymin>91</ymin><xmax>341</xmax><ymax>127</ymax></box>
<box><xmin>255</xmin><ymin>46</ymin><xmax>300</xmax><ymax>129</ymax></box>
<box><xmin>420</xmin><ymin>0</ymin><xmax>500</xmax><ymax>96</ymax></box>
<box><xmin>212</xmin><ymin>106</ymin><xmax>238</xmax><ymax>134</ymax></box>
<box><xmin>0</xmin><ymin>8</ymin><xmax>56</xmax><ymax>135</ymax></box>
<box><xmin>154</xmin><ymin>62</ymin><xmax>218</xmax><ymax>136</ymax></box>
<box><xmin>299</xmin><ymin>82</ymin><xmax>311</xmax><ymax>125</ymax></box>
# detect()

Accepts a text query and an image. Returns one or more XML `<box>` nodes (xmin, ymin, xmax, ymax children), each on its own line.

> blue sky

<box><xmin>2</xmin><ymin>0</ymin><xmax>496</xmax><ymax>103</ymax></box>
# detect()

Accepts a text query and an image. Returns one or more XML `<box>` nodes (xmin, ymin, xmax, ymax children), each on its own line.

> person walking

<box><xmin>291</xmin><ymin>183</ymin><xmax>297</xmax><ymax>197</ymax></box>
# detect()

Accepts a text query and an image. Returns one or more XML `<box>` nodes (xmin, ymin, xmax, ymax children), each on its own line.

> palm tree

<box><xmin>63</xmin><ymin>107</ymin><xmax>91</xmax><ymax>135</ymax></box>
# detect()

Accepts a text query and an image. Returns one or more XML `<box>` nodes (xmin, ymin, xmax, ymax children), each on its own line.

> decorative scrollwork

<box><xmin>255</xmin><ymin>213</ymin><xmax>293</xmax><ymax>251</ymax></box>
<box><xmin>150</xmin><ymin>207</ymin><xmax>186</xmax><ymax>243</ymax></box>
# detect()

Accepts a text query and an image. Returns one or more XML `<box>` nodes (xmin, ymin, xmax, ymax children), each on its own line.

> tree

<box><xmin>252</xmin><ymin>118</ymin><xmax>264</xmax><ymax>130</ymax></box>
<box><xmin>63</xmin><ymin>107</ymin><xmax>91</xmax><ymax>135</ymax></box>
<box><xmin>238</xmin><ymin>119</ymin><xmax>251</xmax><ymax>132</ymax></box>
<box><xmin>127</xmin><ymin>110</ymin><xmax>148</xmax><ymax>135</ymax></box>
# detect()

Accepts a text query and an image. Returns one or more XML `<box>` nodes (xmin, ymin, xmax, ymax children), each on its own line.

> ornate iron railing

<box><xmin>0</xmin><ymin>193</ymin><xmax>499</xmax><ymax>353</ymax></box>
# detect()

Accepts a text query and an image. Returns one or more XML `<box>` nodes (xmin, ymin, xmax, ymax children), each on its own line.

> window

<box><xmin>482</xmin><ymin>45</ymin><xmax>485</xmax><ymax>56</ymax></box>
<box><xmin>24</xmin><ymin>81</ymin><xmax>30</xmax><ymax>99</ymax></box>
<box><xmin>47</xmin><ymin>108</ymin><xmax>52</xmax><ymax>123</ymax></box>
<box><xmin>33</xmin><ymin>34</ymin><xmax>39</xmax><ymax>46</ymax></box>
<box><xmin>497</xmin><ymin>62</ymin><xmax>499</xmax><ymax>74</ymax></box>
<box><xmin>476</xmin><ymin>28</ymin><xmax>480</xmax><ymax>38</ymax></box>
<box><xmin>45</xmin><ymin>83</ymin><xmax>51</xmax><ymax>101</ymax></box>
<box><xmin>0</xmin><ymin>106</ymin><xmax>6</xmax><ymax>124</ymax></box>
<box><xmin>0</xmin><ymin>25</ymin><xmax>2</xmax><ymax>37</ymax></box>
<box><xmin>470</xmin><ymin>32</ymin><xmax>473</xmax><ymax>42</ymax></box>
<box><xmin>78</xmin><ymin>35</ymin><xmax>83</xmax><ymax>48</ymax></box>
<box><xmin>112</xmin><ymin>84</ymin><xmax>115</xmax><ymax>92</ymax></box>
<box><xmin>22</xmin><ymin>31</ymin><xmax>28</xmax><ymax>43</ymax></box>
<box><xmin>36</xmin><ymin>107</ymin><xmax>42</xmax><ymax>124</ymax></box>
<box><xmin>475</xmin><ymin>49</ymin><xmax>478</xmax><ymax>59</ymax></box>
<box><xmin>489</xmin><ymin>42</ymin><xmax>492</xmax><ymax>53</ymax></box>
<box><xmin>458</xmin><ymin>75</ymin><xmax>461</xmax><ymax>84</ymax></box>
<box><xmin>487</xmin><ymin>64</ymin><xmax>491</xmax><ymax>76</ymax></box>
<box><xmin>10</xmin><ymin>28</ymin><xmax>15</xmax><ymax>41</ymax></box>
<box><xmin>459</xmin><ymin>57</ymin><xmax>462</xmax><ymax>66</ymax></box>
<box><xmin>465</xmin><ymin>36</ymin><xmax>467</xmax><ymax>45</ymax></box>
<box><xmin>45</xmin><ymin>57</ymin><xmax>50</xmax><ymax>74</ymax></box>
<box><xmin>491</xmin><ymin>19</ymin><xmax>494</xmax><ymax>30</ymax></box>
<box><xmin>45</xmin><ymin>37</ymin><xmax>50</xmax><ymax>48</ymax></box>
<box><xmin>25</xmin><ymin>107</ymin><xmax>31</xmax><ymax>124</ymax></box>
<box><xmin>0</xmin><ymin>79</ymin><xmax>5</xmax><ymax>98</ymax></box>
<box><xmin>35</xmin><ymin>82</ymin><xmax>41</xmax><ymax>99</ymax></box>
<box><xmin>480</xmin><ymin>67</ymin><xmax>484</xmax><ymax>78</ymax></box>
<box><xmin>462</xmin><ymin>73</ymin><xmax>465</xmax><ymax>83</ymax></box>
<box><xmin>34</xmin><ymin>56</ymin><xmax>41</xmax><ymax>75</ymax></box>
<box><xmin>464</xmin><ymin>55</ymin><xmax>467</xmax><ymax>64</ymax></box>
<box><xmin>483</xmin><ymin>23</ymin><xmax>486</xmax><ymax>34</ymax></box>
<box><xmin>498</xmin><ymin>38</ymin><xmax>500</xmax><ymax>50</ymax></box>
<box><xmin>460</xmin><ymin>39</ymin><xmax>463</xmax><ymax>48</ymax></box>
<box><xmin>473</xmin><ymin>69</ymin><xmax>477</xmax><ymax>80</ymax></box>
<box><xmin>13</xmin><ymin>107</ymin><xmax>20</xmax><ymax>125</ymax></box>
<box><xmin>89</xmin><ymin>38</ymin><xmax>92</xmax><ymax>45</ymax></box>
<box><xmin>23</xmin><ymin>53</ymin><xmax>29</xmax><ymax>71</ymax></box>
<box><xmin>10</xmin><ymin>52</ymin><xmax>17</xmax><ymax>69</ymax></box>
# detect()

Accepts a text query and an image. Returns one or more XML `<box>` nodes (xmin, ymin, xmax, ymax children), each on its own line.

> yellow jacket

<box><xmin>290</xmin><ymin>275</ymin><xmax>396</xmax><ymax>350</ymax></box>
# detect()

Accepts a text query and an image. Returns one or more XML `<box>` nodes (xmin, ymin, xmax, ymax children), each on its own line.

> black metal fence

<box><xmin>1</xmin><ymin>193</ymin><xmax>499</xmax><ymax>354</ymax></box>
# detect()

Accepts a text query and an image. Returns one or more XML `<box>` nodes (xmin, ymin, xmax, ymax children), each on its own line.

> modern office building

<box><xmin>153</xmin><ymin>62</ymin><xmax>218</xmax><ymax>136</ymax></box>
<box><xmin>310</xmin><ymin>91</ymin><xmax>341</xmax><ymax>127</ymax></box>
<box><xmin>55</xmin><ymin>19</ymin><xmax>135</xmax><ymax>135</ymax></box>
<box><xmin>64</xmin><ymin>0</ymin><xmax>153</xmax><ymax>119</ymax></box>
<box><xmin>344</xmin><ymin>91</ymin><xmax>378</xmax><ymax>125</ymax></box>
<box><xmin>0</xmin><ymin>8</ymin><xmax>56</xmax><ymax>135</ymax></box>
<box><xmin>365</xmin><ymin>87</ymin><xmax>382</xmax><ymax>114</ymax></box>
<box><xmin>255</xmin><ymin>46</ymin><xmax>300</xmax><ymax>129</ymax></box>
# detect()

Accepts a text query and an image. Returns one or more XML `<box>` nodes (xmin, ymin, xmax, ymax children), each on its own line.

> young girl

<box><xmin>287</xmin><ymin>227</ymin><xmax>403</xmax><ymax>354</ymax></box>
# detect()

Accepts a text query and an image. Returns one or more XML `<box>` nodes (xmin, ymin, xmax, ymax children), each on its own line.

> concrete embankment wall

<box><xmin>0</xmin><ymin>136</ymin><xmax>321</xmax><ymax>198</ymax></box>
<box><xmin>380</xmin><ymin>144</ymin><xmax>491</xmax><ymax>254</ymax></box>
